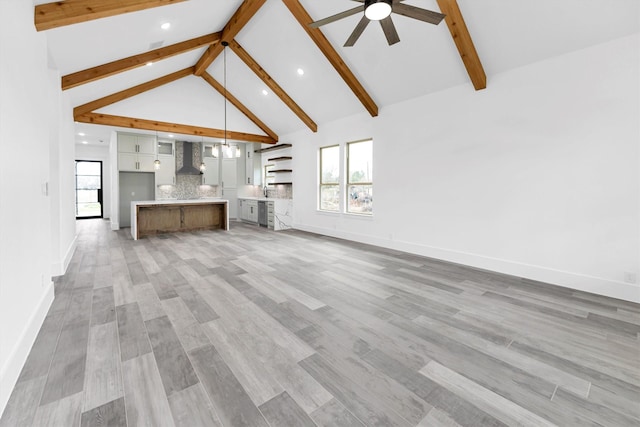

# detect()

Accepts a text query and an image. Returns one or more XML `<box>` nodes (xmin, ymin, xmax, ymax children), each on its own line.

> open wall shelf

<box><xmin>255</xmin><ymin>144</ymin><xmax>292</xmax><ymax>153</ymax></box>
<box><xmin>271</xmin><ymin>169</ymin><xmax>292</xmax><ymax>173</ymax></box>
<box><xmin>268</xmin><ymin>156</ymin><xmax>292</xmax><ymax>161</ymax></box>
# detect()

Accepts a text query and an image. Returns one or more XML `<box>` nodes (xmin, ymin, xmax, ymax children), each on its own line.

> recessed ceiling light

<box><xmin>261</xmin><ymin>89</ymin><xmax>268</xmax><ymax>96</ymax></box>
<box><xmin>146</xmin><ymin>61</ymin><xmax>153</xmax><ymax>67</ymax></box>
<box><xmin>82</xmin><ymin>141</ymin><xmax>88</xmax><ymax>144</ymax></box>
<box><xmin>297</xmin><ymin>68</ymin><xmax>304</xmax><ymax>76</ymax></box>
<box><xmin>168</xmin><ymin>134</ymin><xmax>174</xmax><ymax>138</ymax></box>
<box><xmin>161</xmin><ymin>22</ymin><xmax>171</xmax><ymax>30</ymax></box>
<box><xmin>78</xmin><ymin>132</ymin><xmax>85</xmax><ymax>136</ymax></box>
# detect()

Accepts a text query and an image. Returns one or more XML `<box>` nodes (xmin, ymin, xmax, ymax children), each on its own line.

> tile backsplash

<box><xmin>248</xmin><ymin>184</ymin><xmax>293</xmax><ymax>199</ymax></box>
<box><xmin>157</xmin><ymin>141</ymin><xmax>217</xmax><ymax>200</ymax></box>
<box><xmin>157</xmin><ymin>175</ymin><xmax>218</xmax><ymax>199</ymax></box>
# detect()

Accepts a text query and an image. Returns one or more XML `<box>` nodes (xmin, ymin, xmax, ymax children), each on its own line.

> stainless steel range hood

<box><xmin>177</xmin><ymin>142</ymin><xmax>201</xmax><ymax>175</ymax></box>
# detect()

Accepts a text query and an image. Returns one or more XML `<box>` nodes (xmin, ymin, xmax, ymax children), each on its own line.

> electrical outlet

<box><xmin>624</xmin><ymin>272</ymin><xmax>637</xmax><ymax>284</ymax></box>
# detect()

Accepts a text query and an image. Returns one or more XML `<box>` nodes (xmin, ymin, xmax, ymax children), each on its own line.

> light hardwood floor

<box><xmin>1</xmin><ymin>219</ymin><xmax>639</xmax><ymax>426</ymax></box>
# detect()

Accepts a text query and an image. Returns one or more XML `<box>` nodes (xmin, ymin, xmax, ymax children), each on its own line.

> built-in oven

<box><xmin>258</xmin><ymin>201</ymin><xmax>268</xmax><ymax>227</ymax></box>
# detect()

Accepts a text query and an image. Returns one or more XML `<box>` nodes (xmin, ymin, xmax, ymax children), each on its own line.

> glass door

<box><xmin>75</xmin><ymin>160</ymin><xmax>103</xmax><ymax>219</ymax></box>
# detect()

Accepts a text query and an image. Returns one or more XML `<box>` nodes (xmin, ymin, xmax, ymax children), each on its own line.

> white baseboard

<box><xmin>0</xmin><ymin>282</ymin><xmax>54</xmax><ymax>417</ymax></box>
<box><xmin>110</xmin><ymin>220</ymin><xmax>119</xmax><ymax>231</ymax></box>
<box><xmin>293</xmin><ymin>223</ymin><xmax>640</xmax><ymax>304</ymax></box>
<box><xmin>51</xmin><ymin>235</ymin><xmax>77</xmax><ymax>277</ymax></box>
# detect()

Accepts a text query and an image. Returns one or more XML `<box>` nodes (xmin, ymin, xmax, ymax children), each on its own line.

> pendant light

<box><xmin>222</xmin><ymin>41</ymin><xmax>229</xmax><ymax>155</ymax></box>
<box><xmin>154</xmin><ymin>131</ymin><xmax>161</xmax><ymax>170</ymax></box>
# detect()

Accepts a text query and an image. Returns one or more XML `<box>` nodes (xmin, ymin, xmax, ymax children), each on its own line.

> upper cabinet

<box><xmin>118</xmin><ymin>133</ymin><xmax>156</xmax><ymax>172</ymax></box>
<box><xmin>155</xmin><ymin>140</ymin><xmax>175</xmax><ymax>185</ymax></box>
<box><xmin>202</xmin><ymin>144</ymin><xmax>219</xmax><ymax>186</ymax></box>
<box><xmin>245</xmin><ymin>145</ymin><xmax>262</xmax><ymax>186</ymax></box>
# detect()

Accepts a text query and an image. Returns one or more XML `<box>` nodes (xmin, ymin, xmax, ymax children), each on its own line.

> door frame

<box><xmin>75</xmin><ymin>159</ymin><xmax>103</xmax><ymax>219</ymax></box>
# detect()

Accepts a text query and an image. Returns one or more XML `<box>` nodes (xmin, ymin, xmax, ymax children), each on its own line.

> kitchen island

<box><xmin>131</xmin><ymin>199</ymin><xmax>229</xmax><ymax>240</ymax></box>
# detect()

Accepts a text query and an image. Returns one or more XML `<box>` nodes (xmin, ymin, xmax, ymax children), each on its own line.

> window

<box><xmin>347</xmin><ymin>139</ymin><xmax>373</xmax><ymax>214</ymax></box>
<box><xmin>319</xmin><ymin>145</ymin><xmax>340</xmax><ymax>211</ymax></box>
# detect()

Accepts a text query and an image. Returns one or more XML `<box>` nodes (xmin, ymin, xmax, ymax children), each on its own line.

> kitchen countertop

<box><xmin>136</xmin><ymin>198</ymin><xmax>227</xmax><ymax>206</ymax></box>
<box><xmin>237</xmin><ymin>196</ymin><xmax>271</xmax><ymax>202</ymax></box>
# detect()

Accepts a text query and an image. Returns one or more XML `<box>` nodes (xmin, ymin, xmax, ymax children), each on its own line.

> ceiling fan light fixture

<box><xmin>365</xmin><ymin>0</ymin><xmax>392</xmax><ymax>21</ymax></box>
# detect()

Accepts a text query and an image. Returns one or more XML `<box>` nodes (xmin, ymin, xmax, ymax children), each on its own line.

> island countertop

<box><xmin>131</xmin><ymin>199</ymin><xmax>229</xmax><ymax>240</ymax></box>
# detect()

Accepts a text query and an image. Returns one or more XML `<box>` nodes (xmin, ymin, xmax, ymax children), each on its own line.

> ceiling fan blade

<box><xmin>309</xmin><ymin>6</ymin><xmax>363</xmax><ymax>28</ymax></box>
<box><xmin>392</xmin><ymin>3</ymin><xmax>445</xmax><ymax>25</ymax></box>
<box><xmin>344</xmin><ymin>16</ymin><xmax>370</xmax><ymax>47</ymax></box>
<box><xmin>380</xmin><ymin>17</ymin><xmax>400</xmax><ymax>46</ymax></box>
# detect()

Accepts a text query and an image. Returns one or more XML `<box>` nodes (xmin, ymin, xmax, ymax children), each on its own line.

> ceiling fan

<box><xmin>309</xmin><ymin>0</ymin><xmax>445</xmax><ymax>47</ymax></box>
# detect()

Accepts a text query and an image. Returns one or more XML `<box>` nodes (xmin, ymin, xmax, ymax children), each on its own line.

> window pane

<box><xmin>158</xmin><ymin>141</ymin><xmax>173</xmax><ymax>155</ymax></box>
<box><xmin>77</xmin><ymin>189</ymin><xmax>98</xmax><ymax>203</ymax></box>
<box><xmin>77</xmin><ymin>203</ymin><xmax>101</xmax><ymax>217</ymax></box>
<box><xmin>348</xmin><ymin>185</ymin><xmax>372</xmax><ymax>214</ymax></box>
<box><xmin>320</xmin><ymin>185</ymin><xmax>340</xmax><ymax>211</ymax></box>
<box><xmin>76</xmin><ymin>175</ymin><xmax>101</xmax><ymax>189</ymax></box>
<box><xmin>76</xmin><ymin>161</ymin><xmax>100</xmax><ymax>176</ymax></box>
<box><xmin>320</xmin><ymin>146</ymin><xmax>340</xmax><ymax>184</ymax></box>
<box><xmin>348</xmin><ymin>140</ymin><xmax>372</xmax><ymax>183</ymax></box>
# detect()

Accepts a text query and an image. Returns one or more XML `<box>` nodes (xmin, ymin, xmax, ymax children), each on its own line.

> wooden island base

<box><xmin>134</xmin><ymin>201</ymin><xmax>228</xmax><ymax>239</ymax></box>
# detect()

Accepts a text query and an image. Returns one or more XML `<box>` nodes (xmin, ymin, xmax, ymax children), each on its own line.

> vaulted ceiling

<box><xmin>35</xmin><ymin>0</ymin><xmax>639</xmax><ymax>146</ymax></box>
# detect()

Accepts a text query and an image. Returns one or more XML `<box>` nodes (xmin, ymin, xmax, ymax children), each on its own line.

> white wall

<box><xmin>288</xmin><ymin>34</ymin><xmax>640</xmax><ymax>303</ymax></box>
<box><xmin>75</xmin><ymin>144</ymin><xmax>112</xmax><ymax>220</ymax></box>
<box><xmin>0</xmin><ymin>0</ymin><xmax>76</xmax><ymax>415</ymax></box>
<box><xmin>50</xmin><ymin>73</ymin><xmax>77</xmax><ymax>277</ymax></box>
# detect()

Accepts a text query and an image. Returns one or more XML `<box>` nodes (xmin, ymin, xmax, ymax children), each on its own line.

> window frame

<box><xmin>319</xmin><ymin>144</ymin><xmax>341</xmax><ymax>212</ymax></box>
<box><xmin>346</xmin><ymin>139</ymin><xmax>373</xmax><ymax>215</ymax></box>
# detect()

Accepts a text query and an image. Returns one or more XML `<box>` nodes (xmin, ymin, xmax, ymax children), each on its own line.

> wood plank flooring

<box><xmin>2</xmin><ymin>219</ymin><xmax>639</xmax><ymax>426</ymax></box>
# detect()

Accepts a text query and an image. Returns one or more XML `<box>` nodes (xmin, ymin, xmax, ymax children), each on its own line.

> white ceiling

<box><xmin>37</xmin><ymin>0</ymin><xmax>639</xmax><ymax>147</ymax></box>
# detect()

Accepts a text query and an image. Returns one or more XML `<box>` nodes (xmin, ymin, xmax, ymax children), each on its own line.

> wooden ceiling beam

<box><xmin>201</xmin><ymin>72</ymin><xmax>278</xmax><ymax>142</ymax></box>
<box><xmin>62</xmin><ymin>32</ymin><xmax>220</xmax><ymax>90</ymax></box>
<box><xmin>76</xmin><ymin>112</ymin><xmax>277</xmax><ymax>144</ymax></box>
<box><xmin>435</xmin><ymin>0</ymin><xmax>486</xmax><ymax>90</ymax></box>
<box><xmin>229</xmin><ymin>39</ymin><xmax>317</xmax><ymax>132</ymax></box>
<box><xmin>73</xmin><ymin>67</ymin><xmax>194</xmax><ymax>118</ymax></box>
<box><xmin>35</xmin><ymin>0</ymin><xmax>187</xmax><ymax>32</ymax></box>
<box><xmin>193</xmin><ymin>0</ymin><xmax>266</xmax><ymax>76</ymax></box>
<box><xmin>281</xmin><ymin>0</ymin><xmax>378</xmax><ymax>117</ymax></box>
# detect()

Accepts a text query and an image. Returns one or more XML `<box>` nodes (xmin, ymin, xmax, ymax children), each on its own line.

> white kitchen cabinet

<box><xmin>202</xmin><ymin>158</ymin><xmax>219</xmax><ymax>185</ymax></box>
<box><xmin>267</xmin><ymin>201</ymin><xmax>274</xmax><ymax>229</ymax></box>
<box><xmin>157</xmin><ymin>141</ymin><xmax>174</xmax><ymax>156</ymax></box>
<box><xmin>118</xmin><ymin>152</ymin><xmax>155</xmax><ymax>172</ymax></box>
<box><xmin>221</xmin><ymin>158</ymin><xmax>238</xmax><ymax>189</ymax></box>
<box><xmin>118</xmin><ymin>133</ymin><xmax>155</xmax><ymax>154</ymax></box>
<box><xmin>118</xmin><ymin>133</ymin><xmax>157</xmax><ymax>172</ymax></box>
<box><xmin>155</xmin><ymin>140</ymin><xmax>175</xmax><ymax>186</ymax></box>
<box><xmin>238</xmin><ymin>198</ymin><xmax>259</xmax><ymax>223</ymax></box>
<box><xmin>202</xmin><ymin>144</ymin><xmax>219</xmax><ymax>185</ymax></box>
<box><xmin>239</xmin><ymin>199</ymin><xmax>247</xmax><ymax>221</ymax></box>
<box><xmin>247</xmin><ymin>200</ymin><xmax>258</xmax><ymax>222</ymax></box>
<box><xmin>136</xmin><ymin>135</ymin><xmax>156</xmax><ymax>154</ymax></box>
<box><xmin>155</xmin><ymin>163</ymin><xmax>175</xmax><ymax>185</ymax></box>
<box><xmin>245</xmin><ymin>146</ymin><xmax>262</xmax><ymax>186</ymax></box>
<box><xmin>118</xmin><ymin>134</ymin><xmax>138</xmax><ymax>153</ymax></box>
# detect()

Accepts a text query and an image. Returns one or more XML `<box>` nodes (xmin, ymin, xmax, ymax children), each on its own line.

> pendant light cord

<box><xmin>223</xmin><ymin>41</ymin><xmax>228</xmax><ymax>146</ymax></box>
